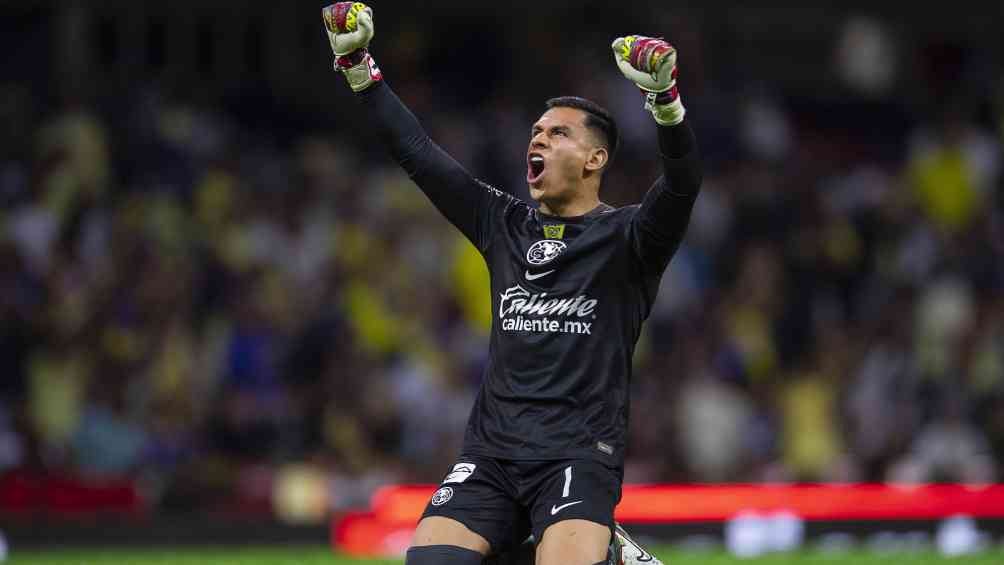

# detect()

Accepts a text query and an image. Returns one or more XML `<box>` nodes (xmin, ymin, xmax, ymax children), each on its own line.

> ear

<box><xmin>584</xmin><ymin>146</ymin><xmax>609</xmax><ymax>173</ymax></box>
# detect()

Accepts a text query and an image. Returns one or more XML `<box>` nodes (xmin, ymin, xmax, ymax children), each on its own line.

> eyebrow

<box><xmin>530</xmin><ymin>124</ymin><xmax>573</xmax><ymax>136</ymax></box>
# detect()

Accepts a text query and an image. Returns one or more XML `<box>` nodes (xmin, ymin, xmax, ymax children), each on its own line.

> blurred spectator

<box><xmin>906</xmin><ymin>107</ymin><xmax>1000</xmax><ymax>236</ymax></box>
<box><xmin>887</xmin><ymin>393</ymin><xmax>996</xmax><ymax>483</ymax></box>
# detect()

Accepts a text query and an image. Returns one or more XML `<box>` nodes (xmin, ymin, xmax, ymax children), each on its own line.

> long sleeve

<box><xmin>629</xmin><ymin>119</ymin><xmax>703</xmax><ymax>273</ymax></box>
<box><xmin>356</xmin><ymin>82</ymin><xmax>513</xmax><ymax>252</ymax></box>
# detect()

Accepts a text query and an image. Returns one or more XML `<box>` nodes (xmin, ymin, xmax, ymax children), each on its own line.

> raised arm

<box><xmin>322</xmin><ymin>2</ymin><xmax>512</xmax><ymax>251</ymax></box>
<box><xmin>612</xmin><ymin>35</ymin><xmax>703</xmax><ymax>272</ymax></box>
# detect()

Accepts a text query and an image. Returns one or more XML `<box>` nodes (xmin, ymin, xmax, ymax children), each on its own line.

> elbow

<box><xmin>664</xmin><ymin>158</ymin><xmax>703</xmax><ymax>198</ymax></box>
<box><xmin>392</xmin><ymin>134</ymin><xmax>433</xmax><ymax>178</ymax></box>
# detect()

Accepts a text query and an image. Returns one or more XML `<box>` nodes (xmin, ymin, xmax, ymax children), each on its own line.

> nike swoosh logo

<box><xmin>619</xmin><ymin>533</ymin><xmax>654</xmax><ymax>561</ymax></box>
<box><xmin>633</xmin><ymin>548</ymin><xmax>654</xmax><ymax>562</ymax></box>
<box><xmin>550</xmin><ymin>500</ymin><xmax>584</xmax><ymax>515</ymax></box>
<box><xmin>525</xmin><ymin>269</ymin><xmax>555</xmax><ymax>281</ymax></box>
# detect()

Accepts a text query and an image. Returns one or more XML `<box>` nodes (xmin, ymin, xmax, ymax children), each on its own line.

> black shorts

<box><xmin>420</xmin><ymin>455</ymin><xmax>622</xmax><ymax>554</ymax></box>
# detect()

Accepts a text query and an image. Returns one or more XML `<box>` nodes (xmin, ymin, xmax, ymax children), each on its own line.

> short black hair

<box><xmin>545</xmin><ymin>96</ymin><xmax>619</xmax><ymax>168</ymax></box>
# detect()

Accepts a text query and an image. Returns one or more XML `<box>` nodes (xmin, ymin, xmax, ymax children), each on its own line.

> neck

<box><xmin>538</xmin><ymin>189</ymin><xmax>600</xmax><ymax>217</ymax></box>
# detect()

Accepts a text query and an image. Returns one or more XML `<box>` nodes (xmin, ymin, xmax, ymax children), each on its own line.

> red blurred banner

<box><xmin>371</xmin><ymin>483</ymin><xmax>1004</xmax><ymax>523</ymax></box>
<box><xmin>0</xmin><ymin>471</ymin><xmax>147</xmax><ymax>516</ymax></box>
<box><xmin>333</xmin><ymin>483</ymin><xmax>1004</xmax><ymax>556</ymax></box>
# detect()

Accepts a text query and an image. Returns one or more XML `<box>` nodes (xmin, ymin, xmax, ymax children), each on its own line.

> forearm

<box><xmin>631</xmin><ymin>121</ymin><xmax>702</xmax><ymax>269</ymax></box>
<box><xmin>356</xmin><ymin>81</ymin><xmax>431</xmax><ymax>179</ymax></box>
<box><xmin>353</xmin><ymin>81</ymin><xmax>489</xmax><ymax>247</ymax></box>
<box><xmin>656</xmin><ymin>120</ymin><xmax>701</xmax><ymax>198</ymax></box>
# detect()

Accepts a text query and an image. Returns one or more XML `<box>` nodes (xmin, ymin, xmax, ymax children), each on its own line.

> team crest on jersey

<box><xmin>527</xmin><ymin>239</ymin><xmax>567</xmax><ymax>265</ymax></box>
<box><xmin>431</xmin><ymin>486</ymin><xmax>454</xmax><ymax>506</ymax></box>
<box><xmin>543</xmin><ymin>224</ymin><xmax>565</xmax><ymax>239</ymax></box>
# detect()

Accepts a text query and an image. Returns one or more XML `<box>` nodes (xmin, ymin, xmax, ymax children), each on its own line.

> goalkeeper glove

<box><xmin>611</xmin><ymin>36</ymin><xmax>685</xmax><ymax>126</ymax></box>
<box><xmin>322</xmin><ymin>2</ymin><xmax>382</xmax><ymax>92</ymax></box>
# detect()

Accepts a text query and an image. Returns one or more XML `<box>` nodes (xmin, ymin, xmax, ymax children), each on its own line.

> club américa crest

<box><xmin>430</xmin><ymin>486</ymin><xmax>453</xmax><ymax>506</ymax></box>
<box><xmin>527</xmin><ymin>239</ymin><xmax>567</xmax><ymax>265</ymax></box>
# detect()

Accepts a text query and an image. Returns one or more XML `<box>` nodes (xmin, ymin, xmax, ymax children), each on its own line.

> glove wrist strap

<box><xmin>645</xmin><ymin>90</ymin><xmax>685</xmax><ymax>126</ymax></box>
<box><xmin>335</xmin><ymin>49</ymin><xmax>383</xmax><ymax>92</ymax></box>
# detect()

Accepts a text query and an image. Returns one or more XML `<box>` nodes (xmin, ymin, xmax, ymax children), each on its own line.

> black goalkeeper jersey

<box><xmin>358</xmin><ymin>82</ymin><xmax>702</xmax><ymax>469</ymax></box>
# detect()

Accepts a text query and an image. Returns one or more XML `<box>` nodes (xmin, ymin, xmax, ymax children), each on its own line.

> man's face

<box><xmin>526</xmin><ymin>107</ymin><xmax>605</xmax><ymax>205</ymax></box>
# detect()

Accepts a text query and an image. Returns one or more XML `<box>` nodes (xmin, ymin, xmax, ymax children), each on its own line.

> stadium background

<box><xmin>1</xmin><ymin>0</ymin><xmax>1003</xmax><ymax>561</ymax></box>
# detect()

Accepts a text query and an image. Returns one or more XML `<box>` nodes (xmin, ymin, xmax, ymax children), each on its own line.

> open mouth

<box><xmin>527</xmin><ymin>153</ymin><xmax>546</xmax><ymax>184</ymax></box>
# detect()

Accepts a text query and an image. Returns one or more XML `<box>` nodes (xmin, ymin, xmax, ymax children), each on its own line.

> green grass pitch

<box><xmin>6</xmin><ymin>546</ymin><xmax>1004</xmax><ymax>565</ymax></box>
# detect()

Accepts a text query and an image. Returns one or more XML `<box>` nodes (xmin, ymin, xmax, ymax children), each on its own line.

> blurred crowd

<box><xmin>1</xmin><ymin>9</ymin><xmax>1003</xmax><ymax>518</ymax></box>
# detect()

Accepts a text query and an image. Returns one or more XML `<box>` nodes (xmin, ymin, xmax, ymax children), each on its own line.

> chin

<box><xmin>529</xmin><ymin>184</ymin><xmax>545</xmax><ymax>201</ymax></box>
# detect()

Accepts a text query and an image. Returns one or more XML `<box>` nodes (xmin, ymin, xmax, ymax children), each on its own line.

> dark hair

<box><xmin>545</xmin><ymin>96</ymin><xmax>619</xmax><ymax>169</ymax></box>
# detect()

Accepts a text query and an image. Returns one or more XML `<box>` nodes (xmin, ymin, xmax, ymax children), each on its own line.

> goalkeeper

<box><xmin>323</xmin><ymin>4</ymin><xmax>701</xmax><ymax>565</ymax></box>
